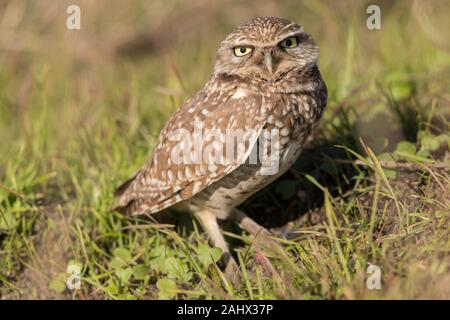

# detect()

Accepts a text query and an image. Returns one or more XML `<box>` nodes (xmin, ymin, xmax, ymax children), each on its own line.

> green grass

<box><xmin>0</xmin><ymin>0</ymin><xmax>449</xmax><ymax>299</ymax></box>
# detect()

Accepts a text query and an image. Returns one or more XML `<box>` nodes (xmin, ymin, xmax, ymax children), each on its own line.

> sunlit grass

<box><xmin>0</xmin><ymin>0</ymin><xmax>449</xmax><ymax>299</ymax></box>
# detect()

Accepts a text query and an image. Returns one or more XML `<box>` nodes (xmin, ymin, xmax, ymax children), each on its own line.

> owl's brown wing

<box><xmin>114</xmin><ymin>77</ymin><xmax>271</xmax><ymax>215</ymax></box>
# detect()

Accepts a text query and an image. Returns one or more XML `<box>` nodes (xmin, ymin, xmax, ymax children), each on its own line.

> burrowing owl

<box><xmin>114</xmin><ymin>17</ymin><xmax>327</xmax><ymax>276</ymax></box>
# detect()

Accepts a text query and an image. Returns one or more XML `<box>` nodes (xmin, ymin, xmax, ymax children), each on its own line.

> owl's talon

<box><xmin>281</xmin><ymin>231</ymin><xmax>298</xmax><ymax>240</ymax></box>
<box><xmin>223</xmin><ymin>257</ymin><xmax>242</xmax><ymax>286</ymax></box>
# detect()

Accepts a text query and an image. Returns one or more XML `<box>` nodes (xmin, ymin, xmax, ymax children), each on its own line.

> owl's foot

<box><xmin>280</xmin><ymin>230</ymin><xmax>299</xmax><ymax>240</ymax></box>
<box><xmin>223</xmin><ymin>255</ymin><xmax>241</xmax><ymax>286</ymax></box>
<box><xmin>231</xmin><ymin>208</ymin><xmax>285</xmax><ymax>253</ymax></box>
<box><xmin>231</xmin><ymin>208</ymin><xmax>271</xmax><ymax>237</ymax></box>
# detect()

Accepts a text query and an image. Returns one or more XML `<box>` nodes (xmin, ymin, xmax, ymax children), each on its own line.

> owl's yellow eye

<box><xmin>233</xmin><ymin>46</ymin><xmax>253</xmax><ymax>57</ymax></box>
<box><xmin>280</xmin><ymin>37</ymin><xmax>298</xmax><ymax>48</ymax></box>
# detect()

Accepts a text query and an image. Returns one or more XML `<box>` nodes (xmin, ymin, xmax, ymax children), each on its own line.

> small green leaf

<box><xmin>106</xmin><ymin>279</ymin><xmax>119</xmax><ymax>295</ymax></box>
<box><xmin>0</xmin><ymin>210</ymin><xmax>18</xmax><ymax>230</ymax></box>
<box><xmin>110</xmin><ymin>257</ymin><xmax>126</xmax><ymax>269</ymax></box>
<box><xmin>119</xmin><ymin>293</ymin><xmax>137</xmax><ymax>300</ymax></box>
<box><xmin>116</xmin><ymin>267</ymin><xmax>133</xmax><ymax>283</ymax></box>
<box><xmin>160</xmin><ymin>256</ymin><xmax>177</xmax><ymax>274</ymax></box>
<box><xmin>114</xmin><ymin>248</ymin><xmax>132</xmax><ymax>261</ymax></box>
<box><xmin>197</xmin><ymin>244</ymin><xmax>222</xmax><ymax>267</ymax></box>
<box><xmin>394</xmin><ymin>141</ymin><xmax>416</xmax><ymax>155</ymax></box>
<box><xmin>49</xmin><ymin>274</ymin><xmax>66</xmax><ymax>293</ymax></box>
<box><xmin>132</xmin><ymin>264</ymin><xmax>150</xmax><ymax>280</ymax></box>
<box><xmin>386</xmin><ymin>71</ymin><xmax>414</xmax><ymax>101</ymax></box>
<box><xmin>110</xmin><ymin>248</ymin><xmax>132</xmax><ymax>269</ymax></box>
<box><xmin>419</xmin><ymin>132</ymin><xmax>449</xmax><ymax>153</ymax></box>
<box><xmin>156</xmin><ymin>278</ymin><xmax>177</xmax><ymax>299</ymax></box>
<box><xmin>163</xmin><ymin>258</ymin><xmax>192</xmax><ymax>283</ymax></box>
<box><xmin>416</xmin><ymin>149</ymin><xmax>430</xmax><ymax>158</ymax></box>
<box><xmin>390</xmin><ymin>82</ymin><xmax>413</xmax><ymax>100</ymax></box>
<box><xmin>148</xmin><ymin>258</ymin><xmax>163</xmax><ymax>273</ymax></box>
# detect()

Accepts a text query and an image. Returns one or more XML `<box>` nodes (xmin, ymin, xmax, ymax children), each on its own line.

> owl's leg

<box><xmin>231</xmin><ymin>208</ymin><xmax>284</xmax><ymax>253</ymax></box>
<box><xmin>193</xmin><ymin>210</ymin><xmax>240</xmax><ymax>282</ymax></box>
<box><xmin>231</xmin><ymin>208</ymin><xmax>271</xmax><ymax>237</ymax></box>
<box><xmin>233</xmin><ymin>209</ymin><xmax>297</xmax><ymax>240</ymax></box>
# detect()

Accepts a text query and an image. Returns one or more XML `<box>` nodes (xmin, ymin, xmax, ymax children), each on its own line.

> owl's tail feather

<box><xmin>114</xmin><ymin>172</ymin><xmax>140</xmax><ymax>198</ymax></box>
<box><xmin>112</xmin><ymin>171</ymin><xmax>176</xmax><ymax>216</ymax></box>
<box><xmin>114</xmin><ymin>198</ymin><xmax>158</xmax><ymax>217</ymax></box>
<box><xmin>112</xmin><ymin>171</ymin><xmax>147</xmax><ymax>215</ymax></box>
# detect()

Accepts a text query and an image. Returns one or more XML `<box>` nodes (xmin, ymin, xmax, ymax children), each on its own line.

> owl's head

<box><xmin>214</xmin><ymin>17</ymin><xmax>319</xmax><ymax>83</ymax></box>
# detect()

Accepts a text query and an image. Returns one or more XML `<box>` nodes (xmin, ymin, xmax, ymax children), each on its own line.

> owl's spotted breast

<box><xmin>186</xmin><ymin>74</ymin><xmax>327</xmax><ymax>219</ymax></box>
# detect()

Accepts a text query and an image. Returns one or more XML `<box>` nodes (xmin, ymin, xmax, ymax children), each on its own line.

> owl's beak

<box><xmin>264</xmin><ymin>50</ymin><xmax>274</xmax><ymax>75</ymax></box>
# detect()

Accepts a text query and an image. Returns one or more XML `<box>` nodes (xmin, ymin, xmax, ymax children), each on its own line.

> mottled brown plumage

<box><xmin>114</xmin><ymin>17</ymin><xmax>327</xmax><ymax>277</ymax></box>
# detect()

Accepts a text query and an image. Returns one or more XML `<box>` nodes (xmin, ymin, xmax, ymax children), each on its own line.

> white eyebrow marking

<box><xmin>231</xmin><ymin>31</ymin><xmax>305</xmax><ymax>48</ymax></box>
<box><xmin>280</xmin><ymin>22</ymin><xmax>296</xmax><ymax>32</ymax></box>
<box><xmin>279</xmin><ymin>31</ymin><xmax>304</xmax><ymax>41</ymax></box>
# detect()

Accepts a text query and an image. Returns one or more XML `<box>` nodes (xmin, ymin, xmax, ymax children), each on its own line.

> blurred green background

<box><xmin>0</xmin><ymin>0</ymin><xmax>449</xmax><ymax>299</ymax></box>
